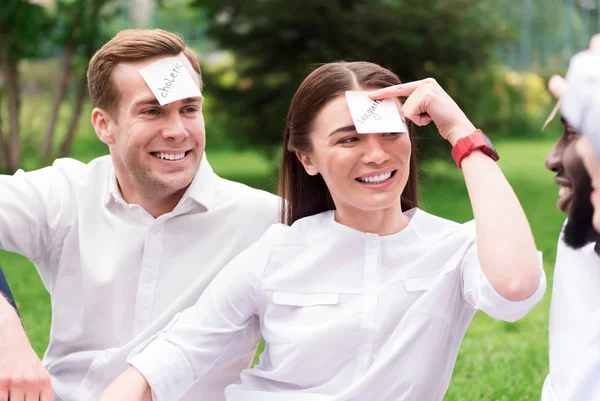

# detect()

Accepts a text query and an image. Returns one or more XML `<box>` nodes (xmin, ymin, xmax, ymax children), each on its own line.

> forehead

<box><xmin>111</xmin><ymin>55</ymin><xmax>201</xmax><ymax>108</ymax></box>
<box><xmin>312</xmin><ymin>94</ymin><xmax>403</xmax><ymax>135</ymax></box>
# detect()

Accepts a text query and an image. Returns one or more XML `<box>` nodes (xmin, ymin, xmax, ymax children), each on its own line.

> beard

<box><xmin>563</xmin><ymin>173</ymin><xmax>597</xmax><ymax>249</ymax></box>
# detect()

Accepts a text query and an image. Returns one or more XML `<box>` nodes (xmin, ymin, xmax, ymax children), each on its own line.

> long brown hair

<box><xmin>279</xmin><ymin>61</ymin><xmax>418</xmax><ymax>225</ymax></box>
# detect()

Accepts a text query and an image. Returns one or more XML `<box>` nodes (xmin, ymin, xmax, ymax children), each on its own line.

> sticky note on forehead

<box><xmin>345</xmin><ymin>91</ymin><xmax>406</xmax><ymax>134</ymax></box>
<box><xmin>139</xmin><ymin>53</ymin><xmax>201</xmax><ymax>106</ymax></box>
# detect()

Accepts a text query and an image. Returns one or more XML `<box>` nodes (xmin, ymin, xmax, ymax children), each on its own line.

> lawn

<box><xmin>0</xmin><ymin>137</ymin><xmax>564</xmax><ymax>400</ymax></box>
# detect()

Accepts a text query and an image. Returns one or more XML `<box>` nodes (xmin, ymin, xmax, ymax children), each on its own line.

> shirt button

<box><xmin>369</xmin><ymin>239</ymin><xmax>378</xmax><ymax>248</ymax></box>
<box><xmin>362</xmin><ymin>343</ymin><xmax>372</xmax><ymax>352</ymax></box>
<box><xmin>151</xmin><ymin>225</ymin><xmax>161</xmax><ymax>234</ymax></box>
<box><xmin>143</xmin><ymin>272</ymin><xmax>153</xmax><ymax>283</ymax></box>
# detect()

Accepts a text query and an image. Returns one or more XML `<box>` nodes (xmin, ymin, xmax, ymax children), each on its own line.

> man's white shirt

<box><xmin>543</xmin><ymin>231</ymin><xmax>600</xmax><ymax>401</ymax></box>
<box><xmin>0</xmin><ymin>155</ymin><xmax>280</xmax><ymax>401</ymax></box>
<box><xmin>129</xmin><ymin>208</ymin><xmax>546</xmax><ymax>401</ymax></box>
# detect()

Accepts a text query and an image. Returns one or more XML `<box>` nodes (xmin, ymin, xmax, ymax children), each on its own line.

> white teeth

<box><xmin>357</xmin><ymin>171</ymin><xmax>393</xmax><ymax>184</ymax></box>
<box><xmin>559</xmin><ymin>186</ymin><xmax>572</xmax><ymax>196</ymax></box>
<box><xmin>155</xmin><ymin>152</ymin><xmax>186</xmax><ymax>160</ymax></box>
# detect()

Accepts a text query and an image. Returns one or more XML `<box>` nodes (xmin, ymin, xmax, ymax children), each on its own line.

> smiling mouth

<box><xmin>356</xmin><ymin>170</ymin><xmax>397</xmax><ymax>184</ymax></box>
<box><xmin>557</xmin><ymin>184</ymin><xmax>573</xmax><ymax>212</ymax></box>
<box><xmin>150</xmin><ymin>151</ymin><xmax>191</xmax><ymax>161</ymax></box>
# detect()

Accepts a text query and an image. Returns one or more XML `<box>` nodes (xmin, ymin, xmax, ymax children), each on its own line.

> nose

<box><xmin>161</xmin><ymin>113</ymin><xmax>189</xmax><ymax>142</ymax></box>
<box><xmin>545</xmin><ymin>143</ymin><xmax>563</xmax><ymax>173</ymax></box>
<box><xmin>361</xmin><ymin>134</ymin><xmax>390</xmax><ymax>165</ymax></box>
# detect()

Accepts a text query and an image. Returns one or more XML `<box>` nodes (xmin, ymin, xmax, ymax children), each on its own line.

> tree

<box><xmin>0</xmin><ymin>0</ymin><xmax>117</xmax><ymax>174</ymax></box>
<box><xmin>193</xmin><ymin>0</ymin><xmax>510</xmax><ymax>155</ymax></box>
<box><xmin>0</xmin><ymin>0</ymin><xmax>52</xmax><ymax>173</ymax></box>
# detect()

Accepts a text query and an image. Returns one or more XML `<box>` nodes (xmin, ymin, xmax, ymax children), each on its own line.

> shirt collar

<box><xmin>183</xmin><ymin>153</ymin><xmax>217</xmax><ymax>210</ymax></box>
<box><xmin>104</xmin><ymin>153</ymin><xmax>217</xmax><ymax>211</ymax></box>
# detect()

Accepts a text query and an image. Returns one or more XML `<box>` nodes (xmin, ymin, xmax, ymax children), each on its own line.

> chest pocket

<box><xmin>266</xmin><ymin>291</ymin><xmax>352</xmax><ymax>348</ymax></box>
<box><xmin>404</xmin><ymin>275</ymin><xmax>438</xmax><ymax>292</ymax></box>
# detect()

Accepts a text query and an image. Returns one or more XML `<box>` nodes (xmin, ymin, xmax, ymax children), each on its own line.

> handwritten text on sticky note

<box><xmin>139</xmin><ymin>54</ymin><xmax>201</xmax><ymax>105</ymax></box>
<box><xmin>345</xmin><ymin>91</ymin><xmax>406</xmax><ymax>134</ymax></box>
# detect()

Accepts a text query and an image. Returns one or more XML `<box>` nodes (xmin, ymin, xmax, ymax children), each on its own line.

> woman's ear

<box><xmin>91</xmin><ymin>108</ymin><xmax>116</xmax><ymax>145</ymax></box>
<box><xmin>296</xmin><ymin>151</ymin><xmax>319</xmax><ymax>176</ymax></box>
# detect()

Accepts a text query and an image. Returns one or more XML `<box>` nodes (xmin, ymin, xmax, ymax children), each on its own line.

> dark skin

<box><xmin>545</xmin><ymin>117</ymin><xmax>600</xmax><ymax>250</ymax></box>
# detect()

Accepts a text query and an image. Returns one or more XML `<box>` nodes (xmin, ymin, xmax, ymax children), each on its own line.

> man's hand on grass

<box><xmin>0</xmin><ymin>300</ymin><xmax>53</xmax><ymax>401</ymax></box>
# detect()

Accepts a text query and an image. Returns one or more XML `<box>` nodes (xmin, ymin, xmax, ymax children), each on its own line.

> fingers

<box><xmin>548</xmin><ymin>74</ymin><xmax>567</xmax><ymax>99</ymax></box>
<box><xmin>368</xmin><ymin>79</ymin><xmax>435</xmax><ymax>100</ymax></box>
<box><xmin>40</xmin><ymin>385</ymin><xmax>54</xmax><ymax>401</ymax></box>
<box><xmin>369</xmin><ymin>78</ymin><xmax>440</xmax><ymax>127</ymax></box>
<box><xmin>400</xmin><ymin>86</ymin><xmax>433</xmax><ymax>126</ymax></box>
<box><xmin>590</xmin><ymin>34</ymin><xmax>600</xmax><ymax>51</ymax></box>
<box><xmin>24</xmin><ymin>390</ymin><xmax>40</xmax><ymax>401</ymax></box>
<box><xmin>8</xmin><ymin>388</ymin><xmax>24</xmax><ymax>401</ymax></box>
<box><xmin>0</xmin><ymin>372</ymin><xmax>52</xmax><ymax>401</ymax></box>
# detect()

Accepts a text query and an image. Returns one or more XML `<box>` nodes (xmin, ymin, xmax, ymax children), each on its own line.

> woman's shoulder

<box><xmin>408</xmin><ymin>208</ymin><xmax>476</xmax><ymax>242</ymax></box>
<box><xmin>267</xmin><ymin>210</ymin><xmax>335</xmax><ymax>246</ymax></box>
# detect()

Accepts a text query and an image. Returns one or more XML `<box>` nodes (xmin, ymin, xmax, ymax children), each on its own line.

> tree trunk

<box><xmin>58</xmin><ymin>71</ymin><xmax>87</xmax><ymax>158</ymax></box>
<box><xmin>40</xmin><ymin>42</ymin><xmax>75</xmax><ymax>161</ymax></box>
<box><xmin>59</xmin><ymin>0</ymin><xmax>105</xmax><ymax>159</ymax></box>
<box><xmin>4</xmin><ymin>56</ymin><xmax>21</xmax><ymax>174</ymax></box>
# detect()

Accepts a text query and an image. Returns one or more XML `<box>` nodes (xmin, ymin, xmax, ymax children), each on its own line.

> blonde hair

<box><xmin>87</xmin><ymin>28</ymin><xmax>202</xmax><ymax>117</ymax></box>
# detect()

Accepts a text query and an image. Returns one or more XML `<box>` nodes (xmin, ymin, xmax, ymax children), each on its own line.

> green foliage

<box><xmin>0</xmin><ymin>1</ymin><xmax>53</xmax><ymax>61</ymax></box>
<box><xmin>192</xmin><ymin>0</ymin><xmax>515</xmax><ymax>156</ymax></box>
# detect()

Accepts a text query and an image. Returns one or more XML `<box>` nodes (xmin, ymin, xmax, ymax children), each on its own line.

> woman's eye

<box><xmin>338</xmin><ymin>136</ymin><xmax>359</xmax><ymax>144</ymax></box>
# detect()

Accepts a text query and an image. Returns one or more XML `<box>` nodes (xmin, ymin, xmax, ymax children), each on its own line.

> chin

<box><xmin>356</xmin><ymin>197</ymin><xmax>402</xmax><ymax>212</ymax></box>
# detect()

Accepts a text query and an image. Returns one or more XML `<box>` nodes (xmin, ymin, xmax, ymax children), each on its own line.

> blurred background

<box><xmin>1</xmin><ymin>0</ymin><xmax>598</xmax><ymax>400</ymax></box>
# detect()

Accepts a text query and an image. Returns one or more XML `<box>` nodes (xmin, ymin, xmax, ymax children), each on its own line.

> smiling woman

<box><xmin>98</xmin><ymin>61</ymin><xmax>546</xmax><ymax>401</ymax></box>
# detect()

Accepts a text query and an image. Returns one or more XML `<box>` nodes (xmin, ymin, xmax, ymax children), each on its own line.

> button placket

<box><xmin>353</xmin><ymin>234</ymin><xmax>380</xmax><ymax>382</ymax></box>
<box><xmin>133</xmin><ymin>223</ymin><xmax>164</xmax><ymax>335</ymax></box>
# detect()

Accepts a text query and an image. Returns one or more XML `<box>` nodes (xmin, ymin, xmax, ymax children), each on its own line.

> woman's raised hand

<box><xmin>369</xmin><ymin>78</ymin><xmax>476</xmax><ymax>146</ymax></box>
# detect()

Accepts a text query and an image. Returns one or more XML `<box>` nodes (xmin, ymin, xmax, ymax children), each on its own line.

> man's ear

<box><xmin>91</xmin><ymin>108</ymin><xmax>116</xmax><ymax>145</ymax></box>
<box><xmin>296</xmin><ymin>151</ymin><xmax>319</xmax><ymax>176</ymax></box>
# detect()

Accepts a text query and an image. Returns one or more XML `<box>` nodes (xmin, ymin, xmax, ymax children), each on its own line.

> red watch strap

<box><xmin>451</xmin><ymin>129</ymin><xmax>495</xmax><ymax>169</ymax></box>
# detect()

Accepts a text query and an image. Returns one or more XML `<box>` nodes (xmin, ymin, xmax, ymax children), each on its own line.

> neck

<box><xmin>334</xmin><ymin>202</ymin><xmax>410</xmax><ymax>235</ymax></box>
<box><xmin>117</xmin><ymin>179</ymin><xmax>187</xmax><ymax>218</ymax></box>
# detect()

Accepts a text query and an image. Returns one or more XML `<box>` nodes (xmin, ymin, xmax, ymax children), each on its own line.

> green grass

<box><xmin>0</xmin><ymin>137</ymin><xmax>564</xmax><ymax>400</ymax></box>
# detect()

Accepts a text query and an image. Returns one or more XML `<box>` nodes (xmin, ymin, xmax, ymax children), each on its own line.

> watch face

<box><xmin>481</xmin><ymin>131</ymin><xmax>499</xmax><ymax>156</ymax></box>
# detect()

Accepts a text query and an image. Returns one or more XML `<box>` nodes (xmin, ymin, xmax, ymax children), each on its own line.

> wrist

<box><xmin>451</xmin><ymin>129</ymin><xmax>500</xmax><ymax>169</ymax></box>
<box><xmin>446</xmin><ymin>123</ymin><xmax>477</xmax><ymax>147</ymax></box>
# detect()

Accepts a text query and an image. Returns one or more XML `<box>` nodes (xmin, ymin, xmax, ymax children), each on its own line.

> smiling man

<box><xmin>0</xmin><ymin>29</ymin><xmax>279</xmax><ymax>401</ymax></box>
<box><xmin>541</xmin><ymin>40</ymin><xmax>600</xmax><ymax>400</ymax></box>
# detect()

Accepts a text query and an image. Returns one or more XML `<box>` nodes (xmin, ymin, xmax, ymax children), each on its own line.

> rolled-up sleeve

<box><xmin>461</xmin><ymin>243</ymin><xmax>546</xmax><ymax>322</ymax></box>
<box><xmin>128</xmin><ymin>226</ymin><xmax>279</xmax><ymax>401</ymax></box>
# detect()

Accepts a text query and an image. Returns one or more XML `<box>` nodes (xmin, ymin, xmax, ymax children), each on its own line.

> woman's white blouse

<box><xmin>129</xmin><ymin>208</ymin><xmax>546</xmax><ymax>401</ymax></box>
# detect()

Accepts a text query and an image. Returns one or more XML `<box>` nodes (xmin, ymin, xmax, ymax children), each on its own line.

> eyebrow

<box><xmin>328</xmin><ymin>125</ymin><xmax>357</xmax><ymax>137</ymax></box>
<box><xmin>181</xmin><ymin>96</ymin><xmax>203</xmax><ymax>105</ymax></box>
<box><xmin>131</xmin><ymin>96</ymin><xmax>203</xmax><ymax>109</ymax></box>
<box><xmin>132</xmin><ymin>98</ymin><xmax>160</xmax><ymax>108</ymax></box>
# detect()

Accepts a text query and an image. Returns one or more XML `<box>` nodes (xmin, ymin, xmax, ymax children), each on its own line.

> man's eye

<box><xmin>182</xmin><ymin>106</ymin><xmax>199</xmax><ymax>114</ymax></box>
<box><xmin>142</xmin><ymin>109</ymin><xmax>160</xmax><ymax>115</ymax></box>
<box><xmin>381</xmin><ymin>132</ymin><xmax>401</xmax><ymax>138</ymax></box>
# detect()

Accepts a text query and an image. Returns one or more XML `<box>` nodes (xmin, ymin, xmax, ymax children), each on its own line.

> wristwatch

<box><xmin>451</xmin><ymin>129</ymin><xmax>500</xmax><ymax>169</ymax></box>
